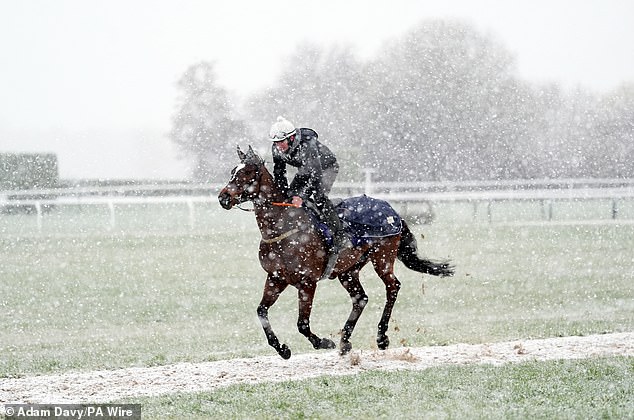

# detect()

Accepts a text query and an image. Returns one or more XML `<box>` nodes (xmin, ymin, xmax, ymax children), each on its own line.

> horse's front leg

<box><xmin>257</xmin><ymin>273</ymin><xmax>291</xmax><ymax>359</ymax></box>
<box><xmin>297</xmin><ymin>280</ymin><xmax>336</xmax><ymax>350</ymax></box>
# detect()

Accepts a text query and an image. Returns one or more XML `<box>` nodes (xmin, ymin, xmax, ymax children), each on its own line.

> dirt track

<box><xmin>1</xmin><ymin>332</ymin><xmax>633</xmax><ymax>405</ymax></box>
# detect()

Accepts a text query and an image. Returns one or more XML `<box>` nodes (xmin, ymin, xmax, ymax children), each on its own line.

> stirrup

<box><xmin>321</xmin><ymin>251</ymin><xmax>338</xmax><ymax>280</ymax></box>
<box><xmin>332</xmin><ymin>229</ymin><xmax>352</xmax><ymax>251</ymax></box>
<box><xmin>336</xmin><ymin>234</ymin><xmax>352</xmax><ymax>250</ymax></box>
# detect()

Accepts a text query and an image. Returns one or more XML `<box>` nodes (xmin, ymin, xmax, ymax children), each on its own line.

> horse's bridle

<box><xmin>229</xmin><ymin>162</ymin><xmax>299</xmax><ymax>211</ymax></box>
<box><xmin>224</xmin><ymin>161</ymin><xmax>303</xmax><ymax>244</ymax></box>
<box><xmin>225</xmin><ymin>162</ymin><xmax>263</xmax><ymax>211</ymax></box>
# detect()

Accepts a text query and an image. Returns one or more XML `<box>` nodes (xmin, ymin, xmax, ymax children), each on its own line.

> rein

<box><xmin>236</xmin><ymin>204</ymin><xmax>254</xmax><ymax>212</ymax></box>
<box><xmin>236</xmin><ymin>202</ymin><xmax>300</xmax><ymax>212</ymax></box>
<box><xmin>272</xmin><ymin>202</ymin><xmax>301</xmax><ymax>208</ymax></box>
<box><xmin>234</xmin><ymin>200</ymin><xmax>302</xmax><ymax>243</ymax></box>
<box><xmin>260</xmin><ymin>228</ymin><xmax>300</xmax><ymax>244</ymax></box>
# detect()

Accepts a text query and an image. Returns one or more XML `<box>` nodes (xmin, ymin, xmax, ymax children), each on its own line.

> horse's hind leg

<box><xmin>338</xmin><ymin>268</ymin><xmax>368</xmax><ymax>355</ymax></box>
<box><xmin>257</xmin><ymin>274</ymin><xmax>291</xmax><ymax>359</ymax></box>
<box><xmin>297</xmin><ymin>280</ymin><xmax>336</xmax><ymax>350</ymax></box>
<box><xmin>371</xmin><ymin>241</ymin><xmax>401</xmax><ymax>350</ymax></box>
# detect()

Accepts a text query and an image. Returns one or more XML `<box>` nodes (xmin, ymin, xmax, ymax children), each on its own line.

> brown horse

<box><xmin>218</xmin><ymin>146</ymin><xmax>453</xmax><ymax>359</ymax></box>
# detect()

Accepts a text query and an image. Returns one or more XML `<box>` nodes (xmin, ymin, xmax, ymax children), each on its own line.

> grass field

<box><xmin>1</xmin><ymin>200</ymin><xmax>633</xmax><ymax>417</ymax></box>
<box><xmin>133</xmin><ymin>356</ymin><xmax>634</xmax><ymax>419</ymax></box>
<box><xmin>1</xmin><ymin>201</ymin><xmax>632</xmax><ymax>375</ymax></box>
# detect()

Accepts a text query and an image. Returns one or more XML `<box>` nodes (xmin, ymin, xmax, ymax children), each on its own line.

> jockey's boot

<box><xmin>321</xmin><ymin>201</ymin><xmax>351</xmax><ymax>280</ymax></box>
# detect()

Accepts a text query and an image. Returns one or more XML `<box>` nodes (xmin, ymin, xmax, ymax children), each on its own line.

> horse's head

<box><xmin>218</xmin><ymin>146</ymin><xmax>266</xmax><ymax>210</ymax></box>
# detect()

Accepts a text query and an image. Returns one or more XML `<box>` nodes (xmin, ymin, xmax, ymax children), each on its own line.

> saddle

<box><xmin>306</xmin><ymin>195</ymin><xmax>403</xmax><ymax>247</ymax></box>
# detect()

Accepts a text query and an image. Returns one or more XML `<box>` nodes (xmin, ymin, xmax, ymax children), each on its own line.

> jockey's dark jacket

<box><xmin>272</xmin><ymin>128</ymin><xmax>338</xmax><ymax>200</ymax></box>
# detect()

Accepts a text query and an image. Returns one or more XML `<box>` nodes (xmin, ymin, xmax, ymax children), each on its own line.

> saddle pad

<box><xmin>336</xmin><ymin>195</ymin><xmax>402</xmax><ymax>238</ymax></box>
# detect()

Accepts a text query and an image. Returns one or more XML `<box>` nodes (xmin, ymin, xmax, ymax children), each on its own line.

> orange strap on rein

<box><xmin>272</xmin><ymin>202</ymin><xmax>301</xmax><ymax>208</ymax></box>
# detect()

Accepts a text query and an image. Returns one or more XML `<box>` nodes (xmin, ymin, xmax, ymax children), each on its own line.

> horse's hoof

<box><xmin>377</xmin><ymin>336</ymin><xmax>390</xmax><ymax>350</ymax></box>
<box><xmin>279</xmin><ymin>344</ymin><xmax>291</xmax><ymax>359</ymax></box>
<box><xmin>340</xmin><ymin>341</ymin><xmax>352</xmax><ymax>355</ymax></box>
<box><xmin>319</xmin><ymin>338</ymin><xmax>336</xmax><ymax>350</ymax></box>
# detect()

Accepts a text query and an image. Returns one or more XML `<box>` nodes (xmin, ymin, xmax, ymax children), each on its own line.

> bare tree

<box><xmin>179</xmin><ymin>23</ymin><xmax>633</xmax><ymax>183</ymax></box>
<box><xmin>245</xmin><ymin>44</ymin><xmax>367</xmax><ymax>180</ymax></box>
<box><xmin>362</xmin><ymin>20</ymin><xmax>531</xmax><ymax>181</ymax></box>
<box><xmin>591</xmin><ymin>84</ymin><xmax>634</xmax><ymax>177</ymax></box>
<box><xmin>170</xmin><ymin>62</ymin><xmax>250</xmax><ymax>181</ymax></box>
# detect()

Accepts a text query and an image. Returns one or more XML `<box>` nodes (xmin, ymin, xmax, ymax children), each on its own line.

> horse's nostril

<box><xmin>218</xmin><ymin>192</ymin><xmax>232</xmax><ymax>209</ymax></box>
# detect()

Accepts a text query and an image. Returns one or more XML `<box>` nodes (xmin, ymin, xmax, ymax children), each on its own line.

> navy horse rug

<box><xmin>336</xmin><ymin>195</ymin><xmax>402</xmax><ymax>243</ymax></box>
<box><xmin>309</xmin><ymin>195</ymin><xmax>402</xmax><ymax>247</ymax></box>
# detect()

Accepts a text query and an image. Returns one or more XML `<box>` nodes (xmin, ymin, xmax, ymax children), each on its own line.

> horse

<box><xmin>218</xmin><ymin>146</ymin><xmax>454</xmax><ymax>359</ymax></box>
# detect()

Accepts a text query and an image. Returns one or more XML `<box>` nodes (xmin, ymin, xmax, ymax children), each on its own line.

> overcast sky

<box><xmin>1</xmin><ymin>0</ymin><xmax>632</xmax><ymax>180</ymax></box>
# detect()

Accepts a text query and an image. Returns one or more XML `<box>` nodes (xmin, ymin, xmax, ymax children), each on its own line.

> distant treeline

<box><xmin>0</xmin><ymin>153</ymin><xmax>58</xmax><ymax>190</ymax></box>
<box><xmin>170</xmin><ymin>20</ymin><xmax>634</xmax><ymax>182</ymax></box>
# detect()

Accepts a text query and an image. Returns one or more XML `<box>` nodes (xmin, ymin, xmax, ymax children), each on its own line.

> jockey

<box><xmin>269</xmin><ymin>116</ymin><xmax>349</xmax><ymax>277</ymax></box>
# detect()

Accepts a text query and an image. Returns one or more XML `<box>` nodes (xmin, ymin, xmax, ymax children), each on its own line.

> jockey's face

<box><xmin>274</xmin><ymin>139</ymin><xmax>289</xmax><ymax>152</ymax></box>
<box><xmin>274</xmin><ymin>136</ymin><xmax>292</xmax><ymax>153</ymax></box>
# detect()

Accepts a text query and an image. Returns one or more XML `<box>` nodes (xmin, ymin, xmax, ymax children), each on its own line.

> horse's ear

<box><xmin>247</xmin><ymin>145</ymin><xmax>265</xmax><ymax>165</ymax></box>
<box><xmin>237</xmin><ymin>145</ymin><xmax>247</xmax><ymax>162</ymax></box>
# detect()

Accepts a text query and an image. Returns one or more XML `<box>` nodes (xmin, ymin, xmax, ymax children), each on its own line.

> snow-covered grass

<box><xmin>133</xmin><ymin>356</ymin><xmax>634</xmax><ymax>419</ymax></box>
<box><xmin>0</xmin><ymin>202</ymin><xmax>632</xmax><ymax>378</ymax></box>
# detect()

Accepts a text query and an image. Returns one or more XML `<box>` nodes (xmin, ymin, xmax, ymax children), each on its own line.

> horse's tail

<box><xmin>397</xmin><ymin>220</ymin><xmax>455</xmax><ymax>277</ymax></box>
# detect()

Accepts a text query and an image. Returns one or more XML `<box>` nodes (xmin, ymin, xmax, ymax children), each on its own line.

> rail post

<box><xmin>612</xmin><ymin>199</ymin><xmax>618</xmax><ymax>219</ymax></box>
<box><xmin>548</xmin><ymin>200</ymin><xmax>554</xmax><ymax>221</ymax></box>
<box><xmin>108</xmin><ymin>201</ymin><xmax>116</xmax><ymax>230</ymax></box>
<box><xmin>363</xmin><ymin>168</ymin><xmax>376</xmax><ymax>195</ymax></box>
<box><xmin>35</xmin><ymin>201</ymin><xmax>42</xmax><ymax>232</ymax></box>
<box><xmin>187</xmin><ymin>199</ymin><xmax>195</xmax><ymax>229</ymax></box>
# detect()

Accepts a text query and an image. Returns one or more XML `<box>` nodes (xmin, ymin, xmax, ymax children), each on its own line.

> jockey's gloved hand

<box><xmin>291</xmin><ymin>196</ymin><xmax>303</xmax><ymax>208</ymax></box>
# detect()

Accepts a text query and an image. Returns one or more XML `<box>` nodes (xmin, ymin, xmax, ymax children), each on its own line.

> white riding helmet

<box><xmin>269</xmin><ymin>116</ymin><xmax>296</xmax><ymax>142</ymax></box>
